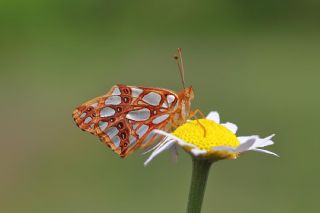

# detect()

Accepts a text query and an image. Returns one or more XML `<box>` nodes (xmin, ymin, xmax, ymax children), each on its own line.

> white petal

<box><xmin>235</xmin><ymin>138</ymin><xmax>256</xmax><ymax>152</ymax></box>
<box><xmin>144</xmin><ymin>140</ymin><xmax>176</xmax><ymax>166</ymax></box>
<box><xmin>214</xmin><ymin>136</ymin><xmax>262</xmax><ymax>153</ymax></box>
<box><xmin>190</xmin><ymin>148</ymin><xmax>207</xmax><ymax>156</ymax></box>
<box><xmin>222</xmin><ymin>122</ymin><xmax>238</xmax><ymax>133</ymax></box>
<box><xmin>142</xmin><ymin>138</ymin><xmax>165</xmax><ymax>155</ymax></box>
<box><xmin>260</xmin><ymin>139</ymin><xmax>274</xmax><ymax>147</ymax></box>
<box><xmin>237</xmin><ymin>135</ymin><xmax>258</xmax><ymax>144</ymax></box>
<box><xmin>253</xmin><ymin>134</ymin><xmax>275</xmax><ymax>148</ymax></box>
<box><xmin>206</xmin><ymin>111</ymin><xmax>220</xmax><ymax>123</ymax></box>
<box><xmin>252</xmin><ymin>148</ymin><xmax>279</xmax><ymax>157</ymax></box>
<box><xmin>212</xmin><ymin>146</ymin><xmax>236</xmax><ymax>152</ymax></box>
<box><xmin>153</xmin><ymin>129</ymin><xmax>196</xmax><ymax>148</ymax></box>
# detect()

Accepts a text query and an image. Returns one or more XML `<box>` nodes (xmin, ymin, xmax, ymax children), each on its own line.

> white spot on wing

<box><xmin>161</xmin><ymin>102</ymin><xmax>168</xmax><ymax>108</ymax></box>
<box><xmin>136</xmin><ymin>124</ymin><xmax>149</xmax><ymax>138</ymax></box>
<box><xmin>112</xmin><ymin>136</ymin><xmax>121</xmax><ymax>147</ymax></box>
<box><xmin>126</xmin><ymin>108</ymin><xmax>150</xmax><ymax>121</ymax></box>
<box><xmin>84</xmin><ymin>117</ymin><xmax>92</xmax><ymax>124</ymax></box>
<box><xmin>142</xmin><ymin>131</ymin><xmax>156</xmax><ymax>145</ymax></box>
<box><xmin>105</xmin><ymin>96</ymin><xmax>121</xmax><ymax>105</ymax></box>
<box><xmin>131</xmin><ymin>87</ymin><xmax>143</xmax><ymax>98</ymax></box>
<box><xmin>104</xmin><ymin>127</ymin><xmax>119</xmax><ymax>138</ymax></box>
<box><xmin>142</xmin><ymin>92</ymin><xmax>161</xmax><ymax>106</ymax></box>
<box><xmin>112</xmin><ymin>87</ymin><xmax>121</xmax><ymax>95</ymax></box>
<box><xmin>99</xmin><ymin>121</ymin><xmax>108</xmax><ymax>131</ymax></box>
<box><xmin>80</xmin><ymin>113</ymin><xmax>86</xmax><ymax>118</ymax></box>
<box><xmin>100</xmin><ymin>107</ymin><xmax>115</xmax><ymax>117</ymax></box>
<box><xmin>152</xmin><ymin>114</ymin><xmax>170</xmax><ymax>124</ymax></box>
<box><xmin>132</xmin><ymin>123</ymin><xmax>139</xmax><ymax>130</ymax></box>
<box><xmin>167</xmin><ymin>95</ymin><xmax>175</xmax><ymax>106</ymax></box>
<box><xmin>129</xmin><ymin>135</ymin><xmax>137</xmax><ymax>147</ymax></box>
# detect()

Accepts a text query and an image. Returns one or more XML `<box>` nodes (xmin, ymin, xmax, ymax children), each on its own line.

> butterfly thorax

<box><xmin>173</xmin><ymin>86</ymin><xmax>194</xmax><ymax>126</ymax></box>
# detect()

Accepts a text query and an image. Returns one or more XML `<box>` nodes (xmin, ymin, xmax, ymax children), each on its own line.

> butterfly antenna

<box><xmin>174</xmin><ymin>48</ymin><xmax>186</xmax><ymax>89</ymax></box>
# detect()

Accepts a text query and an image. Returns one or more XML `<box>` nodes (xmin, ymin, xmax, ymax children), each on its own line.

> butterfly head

<box><xmin>183</xmin><ymin>86</ymin><xmax>194</xmax><ymax>101</ymax></box>
<box><xmin>72</xmin><ymin>101</ymin><xmax>98</xmax><ymax>133</ymax></box>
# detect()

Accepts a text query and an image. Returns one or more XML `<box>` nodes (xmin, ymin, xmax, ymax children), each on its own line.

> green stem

<box><xmin>186</xmin><ymin>158</ymin><xmax>213</xmax><ymax>213</ymax></box>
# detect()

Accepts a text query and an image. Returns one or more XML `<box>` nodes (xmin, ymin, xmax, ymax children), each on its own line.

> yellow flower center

<box><xmin>173</xmin><ymin>119</ymin><xmax>240</xmax><ymax>158</ymax></box>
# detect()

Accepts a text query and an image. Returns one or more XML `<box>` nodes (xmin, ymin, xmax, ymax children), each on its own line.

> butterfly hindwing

<box><xmin>73</xmin><ymin>84</ymin><xmax>179</xmax><ymax>157</ymax></box>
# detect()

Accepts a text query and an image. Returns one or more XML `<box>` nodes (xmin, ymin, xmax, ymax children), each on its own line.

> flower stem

<box><xmin>186</xmin><ymin>158</ymin><xmax>213</xmax><ymax>213</ymax></box>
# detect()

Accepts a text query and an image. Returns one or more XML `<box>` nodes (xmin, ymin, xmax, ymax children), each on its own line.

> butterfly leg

<box><xmin>170</xmin><ymin>121</ymin><xmax>180</xmax><ymax>130</ymax></box>
<box><xmin>189</xmin><ymin>109</ymin><xmax>207</xmax><ymax>137</ymax></box>
<box><xmin>189</xmin><ymin>109</ymin><xmax>205</xmax><ymax>119</ymax></box>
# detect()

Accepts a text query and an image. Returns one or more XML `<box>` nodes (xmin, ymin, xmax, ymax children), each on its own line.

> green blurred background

<box><xmin>1</xmin><ymin>0</ymin><xmax>319</xmax><ymax>212</ymax></box>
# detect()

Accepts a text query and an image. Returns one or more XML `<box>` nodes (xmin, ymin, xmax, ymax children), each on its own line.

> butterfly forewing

<box><xmin>73</xmin><ymin>84</ymin><xmax>180</xmax><ymax>157</ymax></box>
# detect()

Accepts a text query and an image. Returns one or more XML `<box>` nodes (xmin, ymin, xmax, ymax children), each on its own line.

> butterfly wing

<box><xmin>73</xmin><ymin>84</ymin><xmax>180</xmax><ymax>157</ymax></box>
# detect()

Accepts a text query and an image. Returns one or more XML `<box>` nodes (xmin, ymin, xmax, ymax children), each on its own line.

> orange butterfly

<box><xmin>73</xmin><ymin>48</ymin><xmax>202</xmax><ymax>157</ymax></box>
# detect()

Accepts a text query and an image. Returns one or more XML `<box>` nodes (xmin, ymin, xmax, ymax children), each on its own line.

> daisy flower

<box><xmin>145</xmin><ymin>111</ymin><xmax>278</xmax><ymax>166</ymax></box>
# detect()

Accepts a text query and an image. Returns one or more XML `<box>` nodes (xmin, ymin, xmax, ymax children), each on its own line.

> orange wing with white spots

<box><xmin>73</xmin><ymin>84</ymin><xmax>180</xmax><ymax>158</ymax></box>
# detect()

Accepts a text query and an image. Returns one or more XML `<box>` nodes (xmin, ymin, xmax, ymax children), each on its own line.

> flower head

<box><xmin>144</xmin><ymin>111</ymin><xmax>278</xmax><ymax>166</ymax></box>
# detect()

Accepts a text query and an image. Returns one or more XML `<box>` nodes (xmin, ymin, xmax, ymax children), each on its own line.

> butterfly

<box><xmin>73</xmin><ymin>48</ymin><xmax>200</xmax><ymax>158</ymax></box>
